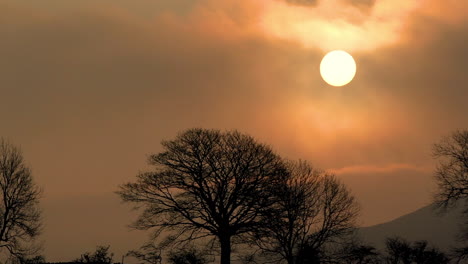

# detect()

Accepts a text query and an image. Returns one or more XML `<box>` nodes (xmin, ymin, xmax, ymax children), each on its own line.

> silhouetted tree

<box><xmin>168</xmin><ymin>247</ymin><xmax>208</xmax><ymax>264</ymax></box>
<box><xmin>385</xmin><ymin>237</ymin><xmax>412</xmax><ymax>264</ymax></box>
<box><xmin>432</xmin><ymin>130</ymin><xmax>468</xmax><ymax>259</ymax></box>
<box><xmin>410</xmin><ymin>240</ymin><xmax>449</xmax><ymax>264</ymax></box>
<box><xmin>253</xmin><ymin>161</ymin><xmax>359</xmax><ymax>264</ymax></box>
<box><xmin>337</xmin><ymin>240</ymin><xmax>380</xmax><ymax>264</ymax></box>
<box><xmin>75</xmin><ymin>245</ymin><xmax>113</xmax><ymax>264</ymax></box>
<box><xmin>117</xmin><ymin>129</ymin><xmax>287</xmax><ymax>264</ymax></box>
<box><xmin>433</xmin><ymin>129</ymin><xmax>468</xmax><ymax>209</ymax></box>
<box><xmin>384</xmin><ymin>237</ymin><xmax>449</xmax><ymax>264</ymax></box>
<box><xmin>0</xmin><ymin>139</ymin><xmax>42</xmax><ymax>261</ymax></box>
<box><xmin>346</xmin><ymin>245</ymin><xmax>380</xmax><ymax>264</ymax></box>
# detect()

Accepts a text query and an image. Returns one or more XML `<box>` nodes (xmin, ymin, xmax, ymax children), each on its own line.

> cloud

<box><xmin>418</xmin><ymin>0</ymin><xmax>468</xmax><ymax>25</ymax></box>
<box><xmin>260</xmin><ymin>0</ymin><xmax>467</xmax><ymax>52</ymax></box>
<box><xmin>259</xmin><ymin>0</ymin><xmax>419</xmax><ymax>52</ymax></box>
<box><xmin>358</xmin><ymin>13</ymin><xmax>468</xmax><ymax>139</ymax></box>
<box><xmin>330</xmin><ymin>164</ymin><xmax>431</xmax><ymax>175</ymax></box>
<box><xmin>285</xmin><ymin>0</ymin><xmax>318</xmax><ymax>6</ymax></box>
<box><xmin>346</xmin><ymin>0</ymin><xmax>375</xmax><ymax>7</ymax></box>
<box><xmin>284</xmin><ymin>0</ymin><xmax>375</xmax><ymax>9</ymax></box>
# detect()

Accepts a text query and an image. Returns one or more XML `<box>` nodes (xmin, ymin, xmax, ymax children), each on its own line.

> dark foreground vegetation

<box><xmin>0</xmin><ymin>129</ymin><xmax>467</xmax><ymax>264</ymax></box>
<box><xmin>14</xmin><ymin>238</ymin><xmax>455</xmax><ymax>264</ymax></box>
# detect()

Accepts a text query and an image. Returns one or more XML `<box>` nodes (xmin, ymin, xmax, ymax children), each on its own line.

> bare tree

<box><xmin>0</xmin><ymin>139</ymin><xmax>42</xmax><ymax>261</ymax></box>
<box><xmin>432</xmin><ymin>130</ymin><xmax>468</xmax><ymax>258</ymax></box>
<box><xmin>254</xmin><ymin>161</ymin><xmax>359</xmax><ymax>264</ymax></box>
<box><xmin>117</xmin><ymin>129</ymin><xmax>287</xmax><ymax>264</ymax></box>
<box><xmin>385</xmin><ymin>237</ymin><xmax>413</xmax><ymax>264</ymax></box>
<box><xmin>433</xmin><ymin>129</ymin><xmax>468</xmax><ymax>209</ymax></box>
<box><xmin>75</xmin><ymin>245</ymin><xmax>114</xmax><ymax>264</ymax></box>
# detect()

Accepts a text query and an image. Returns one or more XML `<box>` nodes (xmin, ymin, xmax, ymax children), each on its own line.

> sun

<box><xmin>320</xmin><ymin>50</ymin><xmax>357</xmax><ymax>87</ymax></box>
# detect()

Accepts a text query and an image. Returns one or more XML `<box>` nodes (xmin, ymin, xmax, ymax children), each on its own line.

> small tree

<box><xmin>333</xmin><ymin>239</ymin><xmax>381</xmax><ymax>264</ymax></box>
<box><xmin>385</xmin><ymin>237</ymin><xmax>413</xmax><ymax>264</ymax></box>
<box><xmin>411</xmin><ymin>241</ymin><xmax>449</xmax><ymax>264</ymax></box>
<box><xmin>344</xmin><ymin>244</ymin><xmax>380</xmax><ymax>264</ymax></box>
<box><xmin>117</xmin><ymin>129</ymin><xmax>287</xmax><ymax>264</ymax></box>
<box><xmin>75</xmin><ymin>245</ymin><xmax>113</xmax><ymax>264</ymax></box>
<box><xmin>0</xmin><ymin>139</ymin><xmax>42</xmax><ymax>260</ymax></box>
<box><xmin>254</xmin><ymin>161</ymin><xmax>359</xmax><ymax>264</ymax></box>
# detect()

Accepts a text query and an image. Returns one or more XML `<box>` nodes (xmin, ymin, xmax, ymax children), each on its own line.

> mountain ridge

<box><xmin>358</xmin><ymin>202</ymin><xmax>465</xmax><ymax>251</ymax></box>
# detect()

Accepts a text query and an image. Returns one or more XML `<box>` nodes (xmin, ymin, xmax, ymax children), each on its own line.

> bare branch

<box><xmin>433</xmin><ymin>130</ymin><xmax>468</xmax><ymax>210</ymax></box>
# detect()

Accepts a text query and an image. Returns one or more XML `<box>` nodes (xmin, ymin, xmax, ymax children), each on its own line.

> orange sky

<box><xmin>0</xmin><ymin>0</ymin><xmax>467</xmax><ymax>261</ymax></box>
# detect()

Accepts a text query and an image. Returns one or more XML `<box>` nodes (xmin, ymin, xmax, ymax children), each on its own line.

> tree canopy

<box><xmin>118</xmin><ymin>129</ymin><xmax>288</xmax><ymax>264</ymax></box>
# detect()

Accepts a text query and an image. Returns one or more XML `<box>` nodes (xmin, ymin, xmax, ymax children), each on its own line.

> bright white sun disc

<box><xmin>320</xmin><ymin>50</ymin><xmax>356</xmax><ymax>87</ymax></box>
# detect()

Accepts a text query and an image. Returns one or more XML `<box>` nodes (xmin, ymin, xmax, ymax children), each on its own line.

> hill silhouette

<box><xmin>358</xmin><ymin>202</ymin><xmax>465</xmax><ymax>251</ymax></box>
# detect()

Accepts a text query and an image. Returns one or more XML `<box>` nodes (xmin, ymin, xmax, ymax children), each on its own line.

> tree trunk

<box><xmin>285</xmin><ymin>247</ymin><xmax>295</xmax><ymax>264</ymax></box>
<box><xmin>220</xmin><ymin>235</ymin><xmax>231</xmax><ymax>264</ymax></box>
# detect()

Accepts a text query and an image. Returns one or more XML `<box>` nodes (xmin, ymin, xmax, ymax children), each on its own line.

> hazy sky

<box><xmin>0</xmin><ymin>0</ymin><xmax>467</xmax><ymax>261</ymax></box>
